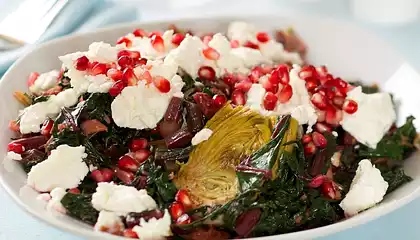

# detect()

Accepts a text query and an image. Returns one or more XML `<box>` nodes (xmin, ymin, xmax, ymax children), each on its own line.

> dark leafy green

<box><xmin>32</xmin><ymin>95</ymin><xmax>50</xmax><ymax>104</ymax></box>
<box><xmin>358</xmin><ymin>116</ymin><xmax>417</xmax><ymax>160</ymax></box>
<box><xmin>61</xmin><ymin>193</ymin><xmax>99</xmax><ymax>225</ymax></box>
<box><xmin>381</xmin><ymin>168</ymin><xmax>412</xmax><ymax>193</ymax></box>
<box><xmin>20</xmin><ymin>149</ymin><xmax>46</xmax><ymax>173</ymax></box>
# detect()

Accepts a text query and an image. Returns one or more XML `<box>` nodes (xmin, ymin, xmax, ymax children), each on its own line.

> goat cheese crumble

<box><xmin>29</xmin><ymin>70</ymin><xmax>59</xmax><ymax>95</ymax></box>
<box><xmin>6</xmin><ymin>151</ymin><xmax>22</xmax><ymax>161</ymax></box>
<box><xmin>339</xmin><ymin>159</ymin><xmax>389</xmax><ymax>215</ymax></box>
<box><xmin>91</xmin><ymin>182</ymin><xmax>157</xmax><ymax>215</ymax></box>
<box><xmin>133</xmin><ymin>209</ymin><xmax>172</xmax><ymax>239</ymax></box>
<box><xmin>191</xmin><ymin>128</ymin><xmax>213</xmax><ymax>145</ymax></box>
<box><xmin>94</xmin><ymin>210</ymin><xmax>125</xmax><ymax>234</ymax></box>
<box><xmin>47</xmin><ymin>187</ymin><xmax>67</xmax><ymax>213</ymax></box>
<box><xmin>341</xmin><ymin>86</ymin><xmax>396</xmax><ymax>149</ymax></box>
<box><xmin>27</xmin><ymin>145</ymin><xmax>88</xmax><ymax>192</ymax></box>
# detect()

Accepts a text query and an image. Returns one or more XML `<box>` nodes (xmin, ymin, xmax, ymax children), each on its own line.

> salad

<box><xmin>5</xmin><ymin>21</ymin><xmax>420</xmax><ymax>239</ymax></box>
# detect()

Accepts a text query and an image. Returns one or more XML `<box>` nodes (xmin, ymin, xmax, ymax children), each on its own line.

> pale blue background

<box><xmin>1</xmin><ymin>0</ymin><xmax>420</xmax><ymax>239</ymax></box>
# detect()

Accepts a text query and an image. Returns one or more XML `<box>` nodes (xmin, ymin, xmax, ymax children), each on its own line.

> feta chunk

<box><xmin>86</xmin><ymin>42</ymin><xmax>119</xmax><ymax>63</ymax></box>
<box><xmin>231</xmin><ymin>47</ymin><xmax>270</xmax><ymax>68</ymax></box>
<box><xmin>94</xmin><ymin>210</ymin><xmax>125</xmax><ymax>234</ymax></box>
<box><xmin>133</xmin><ymin>209</ymin><xmax>172</xmax><ymax>239</ymax></box>
<box><xmin>129</xmin><ymin>30</ymin><xmax>175</xmax><ymax>60</ymax></box>
<box><xmin>29</xmin><ymin>70</ymin><xmax>59</xmax><ymax>95</ymax></box>
<box><xmin>27</xmin><ymin>145</ymin><xmax>88</xmax><ymax>192</ymax></box>
<box><xmin>340</xmin><ymin>160</ymin><xmax>388</xmax><ymax>215</ymax></box>
<box><xmin>47</xmin><ymin>187</ymin><xmax>67</xmax><ymax>213</ymax></box>
<box><xmin>92</xmin><ymin>182</ymin><xmax>157</xmax><ymax>215</ymax></box>
<box><xmin>341</xmin><ymin>86</ymin><xmax>396</xmax><ymax>149</ymax></box>
<box><xmin>191</xmin><ymin>128</ymin><xmax>213</xmax><ymax>145</ymax></box>
<box><xmin>6</xmin><ymin>151</ymin><xmax>22</xmax><ymax>161</ymax></box>
<box><xmin>86</xmin><ymin>74</ymin><xmax>114</xmax><ymax>93</ymax></box>
<box><xmin>227</xmin><ymin>21</ymin><xmax>258</xmax><ymax>44</ymax></box>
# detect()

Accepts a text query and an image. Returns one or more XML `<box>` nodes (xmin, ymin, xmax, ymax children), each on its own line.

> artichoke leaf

<box><xmin>174</xmin><ymin>104</ymin><xmax>274</xmax><ymax>207</ymax></box>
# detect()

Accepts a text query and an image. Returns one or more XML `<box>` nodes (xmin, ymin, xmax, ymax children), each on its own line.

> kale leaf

<box><xmin>358</xmin><ymin>116</ymin><xmax>417</xmax><ymax>160</ymax></box>
<box><xmin>32</xmin><ymin>95</ymin><xmax>50</xmax><ymax>104</ymax></box>
<box><xmin>61</xmin><ymin>193</ymin><xmax>99</xmax><ymax>225</ymax></box>
<box><xmin>381</xmin><ymin>167</ymin><xmax>412</xmax><ymax>193</ymax></box>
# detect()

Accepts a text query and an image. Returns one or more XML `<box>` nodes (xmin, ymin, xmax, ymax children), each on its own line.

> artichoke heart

<box><xmin>174</xmin><ymin>104</ymin><xmax>275</xmax><ymax>207</ymax></box>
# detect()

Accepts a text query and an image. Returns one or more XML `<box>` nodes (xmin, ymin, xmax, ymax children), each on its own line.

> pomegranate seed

<box><xmin>317</xmin><ymin>110</ymin><xmax>326</xmax><ymax>122</ymax></box>
<box><xmin>129</xmin><ymin>138</ymin><xmax>148</xmax><ymax>152</ymax></box>
<box><xmin>197</xmin><ymin>66</ymin><xmax>216</xmax><ymax>81</ymax></box>
<box><xmin>312</xmin><ymin>132</ymin><xmax>327</xmax><ymax>148</ymax></box>
<box><xmin>114</xmin><ymin>167</ymin><xmax>134</xmax><ymax>184</ymax></box>
<box><xmin>230</xmin><ymin>40</ymin><xmax>240</xmax><ymax>48</ymax></box>
<box><xmin>90</xmin><ymin>62</ymin><xmax>108</xmax><ymax>76</ymax></box>
<box><xmin>321</xmin><ymin>180</ymin><xmax>336</xmax><ymax>199</ymax></box>
<box><xmin>325</xmin><ymin>107</ymin><xmax>339</xmax><ymax>125</ymax></box>
<box><xmin>260</xmin><ymin>65</ymin><xmax>274</xmax><ymax>74</ymax></box>
<box><xmin>316</xmin><ymin>65</ymin><xmax>328</xmax><ymax>78</ymax></box>
<box><xmin>123</xmin><ymin>229</ymin><xmax>139</xmax><ymax>238</ymax></box>
<box><xmin>117</xmin><ymin>37</ymin><xmax>132</xmax><ymax>47</ymax></box>
<box><xmin>169</xmin><ymin>202</ymin><xmax>185</xmax><ymax>219</ymax></box>
<box><xmin>311</xmin><ymin>92</ymin><xmax>328</xmax><ymax>110</ymax></box>
<box><xmin>268</xmin><ymin>71</ymin><xmax>280</xmax><ymax>84</ymax></box>
<box><xmin>101</xmin><ymin>168</ymin><xmax>114</xmax><ymax>182</ymax></box>
<box><xmin>132</xmin><ymin>28</ymin><xmax>147</xmax><ymax>37</ymax></box>
<box><xmin>41</xmin><ymin>119</ymin><xmax>54</xmax><ymax>136</ymax></box>
<box><xmin>193</xmin><ymin>92</ymin><xmax>219</xmax><ymax>118</ymax></box>
<box><xmin>7</xmin><ymin>142</ymin><xmax>25</xmax><ymax>154</ymax></box>
<box><xmin>172</xmin><ymin>33</ymin><xmax>185</xmax><ymax>45</ymax></box>
<box><xmin>175</xmin><ymin>189</ymin><xmax>193</xmax><ymax>210</ymax></box>
<box><xmin>222</xmin><ymin>73</ymin><xmax>238</xmax><ymax>86</ymax></box>
<box><xmin>304</xmin><ymin>142</ymin><xmax>317</xmax><ymax>156</ymax></box>
<box><xmin>249</xmin><ymin>67</ymin><xmax>264</xmax><ymax>83</ymax></box>
<box><xmin>27</xmin><ymin>72</ymin><xmax>39</xmax><ymax>86</ymax></box>
<box><xmin>176</xmin><ymin>214</ymin><xmax>191</xmax><ymax>225</ymax></box>
<box><xmin>244</xmin><ymin>41</ymin><xmax>259</xmax><ymax>49</ymax></box>
<box><xmin>130</xmin><ymin>51</ymin><xmax>141</xmax><ymax>60</ymax></box>
<box><xmin>118</xmin><ymin>56</ymin><xmax>133</xmax><ymax>69</ymax></box>
<box><xmin>343</xmin><ymin>99</ymin><xmax>358</xmax><ymax>114</ymax></box>
<box><xmin>278</xmin><ymin>84</ymin><xmax>293</xmax><ymax>103</ymax></box>
<box><xmin>302</xmin><ymin>134</ymin><xmax>312</xmax><ymax>144</ymax></box>
<box><xmin>332</xmin><ymin>96</ymin><xmax>345</xmax><ymax>109</ymax></box>
<box><xmin>260</xmin><ymin>76</ymin><xmax>278</xmax><ymax>93</ymax></box>
<box><xmin>320</xmin><ymin>73</ymin><xmax>333</xmax><ymax>85</ymax></box>
<box><xmin>305</xmin><ymin>77</ymin><xmax>319</xmax><ymax>92</ymax></box>
<box><xmin>151</xmin><ymin>35</ymin><xmax>165</xmax><ymax>52</ymax></box>
<box><xmin>298</xmin><ymin>65</ymin><xmax>316</xmax><ymax>80</ymax></box>
<box><xmin>106</xmin><ymin>68</ymin><xmax>123</xmax><ymax>81</ymax></box>
<box><xmin>90</xmin><ymin>170</ymin><xmax>105</xmax><ymax>183</ymax></box>
<box><xmin>234</xmin><ymin>81</ymin><xmax>252</xmax><ymax>93</ymax></box>
<box><xmin>263</xmin><ymin>92</ymin><xmax>278</xmax><ymax>110</ymax></box>
<box><xmin>74</xmin><ymin>56</ymin><xmax>89</xmax><ymax>71</ymax></box>
<box><xmin>118</xmin><ymin>155</ymin><xmax>139</xmax><ymax>172</ymax></box>
<box><xmin>308</xmin><ymin>175</ymin><xmax>326</xmax><ymax>188</ymax></box>
<box><xmin>213</xmin><ymin>94</ymin><xmax>227</xmax><ymax>108</ymax></box>
<box><xmin>117</xmin><ymin>50</ymin><xmax>131</xmax><ymax>59</ymax></box>
<box><xmin>202</xmin><ymin>35</ymin><xmax>213</xmax><ymax>46</ymax></box>
<box><xmin>8</xmin><ymin>120</ymin><xmax>19</xmax><ymax>132</ymax></box>
<box><xmin>256</xmin><ymin>32</ymin><xmax>270</xmax><ymax>43</ymax></box>
<box><xmin>276</xmin><ymin>65</ymin><xmax>290</xmax><ymax>85</ymax></box>
<box><xmin>109</xmin><ymin>81</ymin><xmax>126</xmax><ymax>96</ymax></box>
<box><xmin>133</xmin><ymin>149</ymin><xmax>151</xmax><ymax>163</ymax></box>
<box><xmin>68</xmin><ymin>188</ymin><xmax>80</xmax><ymax>194</ymax></box>
<box><xmin>153</xmin><ymin>76</ymin><xmax>171</xmax><ymax>93</ymax></box>
<box><xmin>231</xmin><ymin>90</ymin><xmax>247</xmax><ymax>106</ymax></box>
<box><xmin>136</xmin><ymin>58</ymin><xmax>148</xmax><ymax>67</ymax></box>
<box><xmin>315</xmin><ymin>122</ymin><xmax>332</xmax><ymax>133</ymax></box>
<box><xmin>149</xmin><ymin>31</ymin><xmax>162</xmax><ymax>38</ymax></box>
<box><xmin>202</xmin><ymin>47</ymin><xmax>220</xmax><ymax>60</ymax></box>
<box><xmin>122</xmin><ymin>68</ymin><xmax>138</xmax><ymax>86</ymax></box>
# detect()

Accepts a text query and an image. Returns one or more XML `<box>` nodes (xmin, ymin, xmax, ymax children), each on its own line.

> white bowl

<box><xmin>1</xmin><ymin>16</ymin><xmax>420</xmax><ymax>240</ymax></box>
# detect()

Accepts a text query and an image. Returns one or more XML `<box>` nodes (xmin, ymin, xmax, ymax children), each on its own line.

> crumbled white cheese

<box><xmin>19</xmin><ymin>88</ymin><xmax>79</xmax><ymax>134</ymax></box>
<box><xmin>111</xmin><ymin>75</ymin><xmax>184</xmax><ymax>130</ymax></box>
<box><xmin>94</xmin><ymin>210</ymin><xmax>125</xmax><ymax>234</ymax></box>
<box><xmin>231</xmin><ymin>47</ymin><xmax>270</xmax><ymax>68</ymax></box>
<box><xmin>36</xmin><ymin>193</ymin><xmax>51</xmax><ymax>202</ymax></box>
<box><xmin>341</xmin><ymin>86</ymin><xmax>396</xmax><ymax>149</ymax></box>
<box><xmin>245</xmin><ymin>66</ymin><xmax>317</xmax><ymax>130</ymax></box>
<box><xmin>29</xmin><ymin>70</ymin><xmax>59</xmax><ymax>95</ymax></box>
<box><xmin>164</xmin><ymin>35</ymin><xmax>217</xmax><ymax>79</ymax></box>
<box><xmin>145</xmin><ymin>59</ymin><xmax>179</xmax><ymax>80</ymax></box>
<box><xmin>6</xmin><ymin>151</ymin><xmax>22</xmax><ymax>161</ymax></box>
<box><xmin>133</xmin><ymin>209</ymin><xmax>172</xmax><ymax>240</ymax></box>
<box><xmin>330</xmin><ymin>151</ymin><xmax>341</xmax><ymax>167</ymax></box>
<box><xmin>91</xmin><ymin>182</ymin><xmax>157</xmax><ymax>215</ymax></box>
<box><xmin>339</xmin><ymin>159</ymin><xmax>388</xmax><ymax>215</ymax></box>
<box><xmin>27</xmin><ymin>145</ymin><xmax>88</xmax><ymax>192</ymax></box>
<box><xmin>128</xmin><ymin>30</ymin><xmax>175</xmax><ymax>60</ymax></box>
<box><xmin>208</xmin><ymin>33</ymin><xmax>245</xmax><ymax>75</ymax></box>
<box><xmin>86</xmin><ymin>74</ymin><xmax>114</xmax><ymax>93</ymax></box>
<box><xmin>86</xmin><ymin>42</ymin><xmax>119</xmax><ymax>63</ymax></box>
<box><xmin>227</xmin><ymin>21</ymin><xmax>258</xmax><ymax>44</ymax></box>
<box><xmin>191</xmin><ymin>128</ymin><xmax>213</xmax><ymax>145</ymax></box>
<box><xmin>47</xmin><ymin>187</ymin><xmax>67</xmax><ymax>213</ymax></box>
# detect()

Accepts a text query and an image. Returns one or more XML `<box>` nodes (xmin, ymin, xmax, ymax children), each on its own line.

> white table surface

<box><xmin>1</xmin><ymin>0</ymin><xmax>420</xmax><ymax>239</ymax></box>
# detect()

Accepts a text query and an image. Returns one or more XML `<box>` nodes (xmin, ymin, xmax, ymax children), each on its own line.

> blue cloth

<box><xmin>0</xmin><ymin>0</ymin><xmax>138</xmax><ymax>75</ymax></box>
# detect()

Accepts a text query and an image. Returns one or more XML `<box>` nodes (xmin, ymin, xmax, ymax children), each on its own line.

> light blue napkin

<box><xmin>0</xmin><ymin>0</ymin><xmax>138</xmax><ymax>76</ymax></box>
